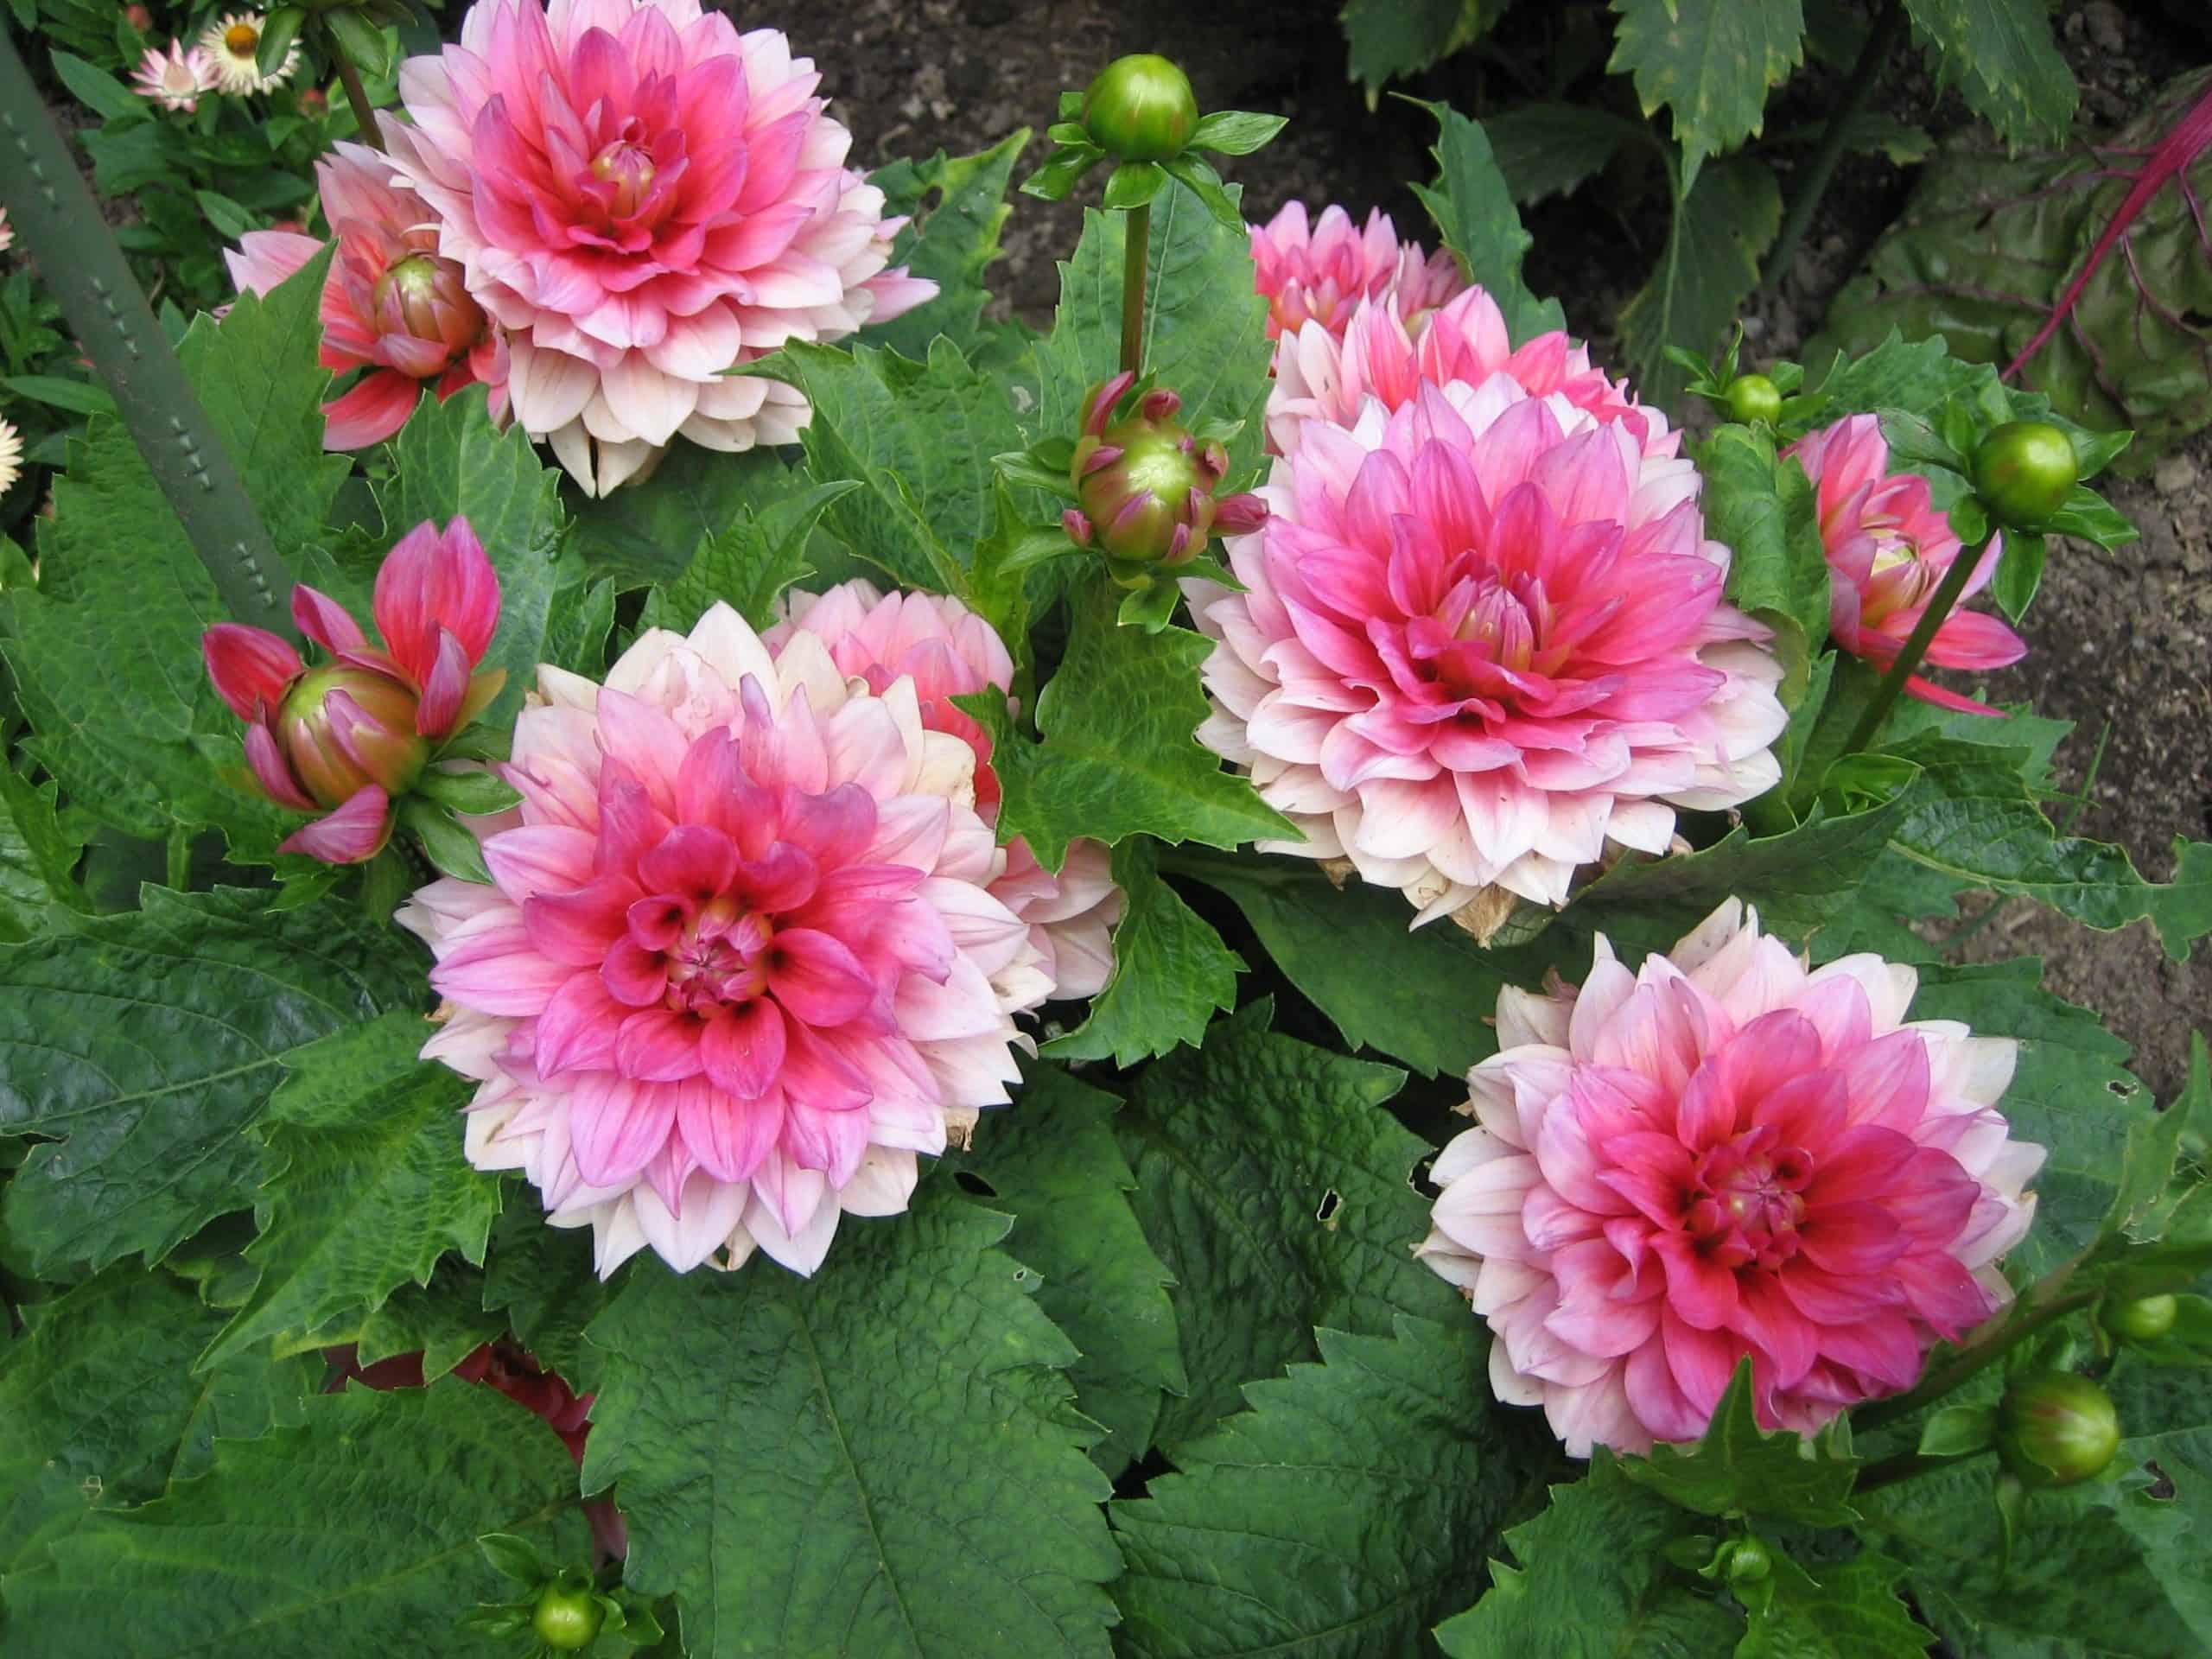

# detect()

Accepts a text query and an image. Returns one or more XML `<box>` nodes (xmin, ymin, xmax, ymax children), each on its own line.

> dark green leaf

<box><xmin>1733</xmin><ymin>1551</ymin><xmax>1936</xmax><ymax>1659</ymax></box>
<box><xmin>950</xmin><ymin>1062</ymin><xmax>1185</xmax><ymax>1475</ymax></box>
<box><xmin>582</xmin><ymin>1186</ymin><xmax>1121</xmax><ymax>1658</ymax></box>
<box><xmin>868</xmin><ymin>130</ymin><xmax>1032</xmax><ymax>360</ymax></box>
<box><xmin>4</xmin><ymin>1383</ymin><xmax>591</xmax><ymax>1656</ymax></box>
<box><xmin>1619</xmin><ymin>158</ymin><xmax>1783</xmax><ymax>410</ymax></box>
<box><xmin>966</xmin><ymin>572</ymin><xmax>1293</xmax><ymax>872</ymax></box>
<box><xmin>481</xmin><ymin>1210</ymin><xmax>613</xmax><ymax>1397</ymax></box>
<box><xmin>0</xmin><ymin>887</ymin><xmax>424</xmax><ymax>1273</ymax></box>
<box><xmin>402</xmin><ymin>796</ymin><xmax>493</xmax><ymax>884</ymax></box>
<box><xmin>256</xmin><ymin>5</ymin><xmax>303</xmax><ymax>76</ymax></box>
<box><xmin>1698</xmin><ymin>421</ymin><xmax>1833</xmax><ymax>703</ymax></box>
<box><xmin>0</xmin><ymin>768</ymin><xmax>92</xmax><ymax>942</ymax></box>
<box><xmin>1159</xmin><ymin>154</ymin><xmax>1245</xmax><ymax>232</ymax></box>
<box><xmin>1111</xmin><ymin>1317</ymin><xmax>1553</xmax><ymax>1658</ymax></box>
<box><xmin>322</xmin><ymin>4</ymin><xmax>395</xmax><ymax>79</ymax></box>
<box><xmin>48</xmin><ymin>50</ymin><xmax>139</xmax><ymax>119</ymax></box>
<box><xmin>1</xmin><ymin>374</ymin><xmax>118</xmax><ymax>416</ymax></box>
<box><xmin>201</xmin><ymin>1013</ymin><xmax>500</xmax><ymax>1366</ymax></box>
<box><xmin>1043</xmin><ymin>837</ymin><xmax>1241</xmax><ymax>1065</ymax></box>
<box><xmin>1609</xmin><ymin>0</ymin><xmax>1806</xmax><ymax>194</ymax></box>
<box><xmin>1342</xmin><ymin>0</ymin><xmax>1498</xmax><ymax>94</ymax></box>
<box><xmin>1899</xmin><ymin>0</ymin><xmax>2076</xmax><ymax>147</ymax></box>
<box><xmin>564</xmin><ymin>447</ymin><xmax>798</xmax><ymax>588</ymax></box>
<box><xmin>1116</xmin><ymin>1000</ymin><xmax>1463</xmax><ymax>1445</ymax></box>
<box><xmin>635</xmin><ymin>480</ymin><xmax>854</xmax><ymax>635</ymax></box>
<box><xmin>1624</xmin><ymin>1360</ymin><xmax>1861</xmax><ymax>1527</ymax></box>
<box><xmin>1411</xmin><ymin>99</ymin><xmax>1567</xmax><ymax>345</ymax></box>
<box><xmin>1480</xmin><ymin>103</ymin><xmax>1643</xmax><ymax>205</ymax></box>
<box><xmin>1434</xmin><ymin>1456</ymin><xmax>1744</xmax><ymax>1656</ymax></box>
<box><xmin>412</xmin><ymin>768</ymin><xmax>522</xmax><ymax>817</ymax></box>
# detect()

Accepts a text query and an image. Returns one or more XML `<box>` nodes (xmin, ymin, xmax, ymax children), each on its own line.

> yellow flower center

<box><xmin>225</xmin><ymin>22</ymin><xmax>260</xmax><ymax>55</ymax></box>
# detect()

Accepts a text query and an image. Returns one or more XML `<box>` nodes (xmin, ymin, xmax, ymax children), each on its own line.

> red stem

<box><xmin>2004</xmin><ymin>81</ymin><xmax>2212</xmax><ymax>381</ymax></box>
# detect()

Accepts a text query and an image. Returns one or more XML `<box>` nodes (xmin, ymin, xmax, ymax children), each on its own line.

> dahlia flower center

<box><xmin>1449</xmin><ymin>576</ymin><xmax>1541</xmax><ymax>674</ymax></box>
<box><xmin>588</xmin><ymin>136</ymin><xmax>659</xmax><ymax>220</ymax></box>
<box><xmin>223</xmin><ymin>21</ymin><xmax>257</xmax><ymax>54</ymax></box>
<box><xmin>372</xmin><ymin>254</ymin><xmax>480</xmax><ymax>350</ymax></box>
<box><xmin>1687</xmin><ymin>1130</ymin><xmax>1815</xmax><ymax>1269</ymax></box>
<box><xmin>659</xmin><ymin>904</ymin><xmax>773</xmax><ymax>1014</ymax></box>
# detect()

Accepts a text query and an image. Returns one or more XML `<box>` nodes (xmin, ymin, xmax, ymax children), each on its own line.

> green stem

<box><xmin>165</xmin><ymin>823</ymin><xmax>192</xmax><ymax>890</ymax></box>
<box><xmin>327</xmin><ymin>29</ymin><xmax>384</xmax><ymax>150</ymax></box>
<box><xmin>1120</xmin><ymin>200</ymin><xmax>1151</xmax><ymax>375</ymax></box>
<box><xmin>1854</xmin><ymin>1280</ymin><xmax>2097</xmax><ymax>1433</ymax></box>
<box><xmin>1764</xmin><ymin>0</ymin><xmax>1906</xmax><ymax>289</ymax></box>
<box><xmin>1855</xmin><ymin>1446</ymin><xmax>1987</xmax><ymax>1493</ymax></box>
<box><xmin>1840</xmin><ymin>529</ymin><xmax>1993</xmax><ymax>757</ymax></box>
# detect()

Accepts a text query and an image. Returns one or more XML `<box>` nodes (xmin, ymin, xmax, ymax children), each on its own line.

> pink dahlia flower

<box><xmin>400</xmin><ymin>601</ymin><xmax>1048</xmax><ymax>1277</ymax></box>
<box><xmin>1266</xmin><ymin>286</ymin><xmax>1662</xmax><ymax>456</ymax></box>
<box><xmin>203</xmin><ymin>518</ymin><xmax>505</xmax><ymax>862</ymax></box>
<box><xmin>383</xmin><ymin>0</ymin><xmax>936</xmax><ymax>495</ymax></box>
<box><xmin>228</xmin><ymin>138</ymin><xmax>504</xmax><ymax>450</ymax></box>
<box><xmin>1189</xmin><ymin>379</ymin><xmax>1789</xmax><ymax>928</ymax></box>
<box><xmin>132</xmin><ymin>39</ymin><xmax>217</xmax><ymax>111</ymax></box>
<box><xmin>1249</xmin><ymin>202</ymin><xmax>1465</xmax><ymax>345</ymax></box>
<box><xmin>1786</xmin><ymin>415</ymin><xmax>2028</xmax><ymax>715</ymax></box>
<box><xmin>767</xmin><ymin>580</ymin><xmax>1122</xmax><ymax>1003</ymax></box>
<box><xmin>1420</xmin><ymin>899</ymin><xmax>2044</xmax><ymax>1456</ymax></box>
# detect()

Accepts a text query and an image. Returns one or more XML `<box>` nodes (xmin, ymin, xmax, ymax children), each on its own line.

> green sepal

<box><xmin>1991</xmin><ymin>531</ymin><xmax>2046</xmax><ymax>622</ymax></box>
<box><xmin>477</xmin><ymin>1532</ymin><xmax>550</xmax><ymax>1586</ymax></box>
<box><xmin>993</xmin><ymin>446</ymin><xmax>1077</xmax><ymax>497</ymax></box>
<box><xmin>1103</xmin><ymin>160</ymin><xmax>1166</xmax><ymax>210</ymax></box>
<box><xmin>1160</xmin><ymin>153</ymin><xmax>1244</xmax><ymax>231</ymax></box>
<box><xmin>400</xmin><ymin>796</ymin><xmax>492</xmax><ymax>884</ymax></box>
<box><xmin>1116</xmin><ymin>577</ymin><xmax>1185</xmax><ymax>632</ymax></box>
<box><xmin>1191</xmin><ymin>109</ymin><xmax>1287</xmax><ymax>156</ymax></box>
<box><xmin>1020</xmin><ymin>143</ymin><xmax>1103</xmax><ymax>201</ymax></box>
<box><xmin>1917</xmin><ymin>1403</ymin><xmax>1999</xmax><ymax>1458</ymax></box>
<box><xmin>413</xmin><ymin>767</ymin><xmax>524</xmax><ymax>817</ymax></box>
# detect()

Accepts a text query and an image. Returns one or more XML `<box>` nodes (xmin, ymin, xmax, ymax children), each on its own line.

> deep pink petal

<box><xmin>204</xmin><ymin>625</ymin><xmax>304</xmax><ymax>721</ymax></box>
<box><xmin>278</xmin><ymin>786</ymin><xmax>391</xmax><ymax>864</ymax></box>
<box><xmin>766</xmin><ymin>928</ymin><xmax>878</xmax><ymax>1027</ymax></box>
<box><xmin>698</xmin><ymin>999</ymin><xmax>788</xmax><ymax>1100</ymax></box>
<box><xmin>291</xmin><ymin>586</ymin><xmax>369</xmax><ymax>657</ymax></box>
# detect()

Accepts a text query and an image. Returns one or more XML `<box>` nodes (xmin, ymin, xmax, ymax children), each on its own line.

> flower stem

<box><xmin>1839</xmin><ymin>529</ymin><xmax>1993</xmax><ymax>756</ymax></box>
<box><xmin>327</xmin><ymin>28</ymin><xmax>383</xmax><ymax>151</ymax></box>
<box><xmin>1120</xmin><ymin>200</ymin><xmax>1151</xmax><ymax>375</ymax></box>
<box><xmin>1763</xmin><ymin>0</ymin><xmax>1906</xmax><ymax>290</ymax></box>
<box><xmin>1854</xmin><ymin>1279</ymin><xmax>2097</xmax><ymax>1433</ymax></box>
<box><xmin>1854</xmin><ymin>1447</ymin><xmax>1984</xmax><ymax>1492</ymax></box>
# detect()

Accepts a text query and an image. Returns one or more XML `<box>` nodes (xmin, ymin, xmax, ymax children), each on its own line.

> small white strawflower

<box><xmin>198</xmin><ymin>12</ymin><xmax>300</xmax><ymax>93</ymax></box>
<box><xmin>0</xmin><ymin>419</ymin><xmax>22</xmax><ymax>500</ymax></box>
<box><xmin>132</xmin><ymin>40</ymin><xmax>219</xmax><ymax>111</ymax></box>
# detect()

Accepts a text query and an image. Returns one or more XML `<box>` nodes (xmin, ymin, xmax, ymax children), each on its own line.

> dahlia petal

<box><xmin>291</xmin><ymin>586</ymin><xmax>369</xmax><ymax>657</ymax></box>
<box><xmin>569</xmin><ymin>1071</ymin><xmax>676</xmax><ymax>1186</ymax></box>
<box><xmin>322</xmin><ymin>371</ymin><xmax>427</xmax><ymax>450</ymax></box>
<box><xmin>536</xmin><ymin>971</ymin><xmax>625</xmax><ymax>1075</ymax></box>
<box><xmin>699</xmin><ymin>999</ymin><xmax>788</xmax><ymax>1100</ymax></box>
<box><xmin>243</xmin><ymin>721</ymin><xmax>317</xmax><ymax>811</ymax></box>
<box><xmin>204</xmin><ymin>625</ymin><xmax>305</xmax><ymax>721</ymax></box>
<box><xmin>278</xmin><ymin>787</ymin><xmax>395</xmax><ymax>864</ymax></box>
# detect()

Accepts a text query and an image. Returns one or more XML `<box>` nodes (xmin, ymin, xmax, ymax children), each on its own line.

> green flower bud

<box><xmin>1722</xmin><ymin>373</ymin><xmax>1783</xmax><ymax>426</ymax></box>
<box><xmin>1996</xmin><ymin>1370</ymin><xmax>2121</xmax><ymax>1489</ymax></box>
<box><xmin>1064</xmin><ymin>372</ymin><xmax>1264</xmax><ymax>587</ymax></box>
<box><xmin>1970</xmin><ymin>421</ymin><xmax>2078</xmax><ymax>527</ymax></box>
<box><xmin>2103</xmin><ymin>1293</ymin><xmax>2179</xmax><ymax>1344</ymax></box>
<box><xmin>1082</xmin><ymin>54</ymin><xmax>1199</xmax><ymax>163</ymax></box>
<box><xmin>276</xmin><ymin>664</ymin><xmax>430</xmax><ymax>807</ymax></box>
<box><xmin>531</xmin><ymin>1571</ymin><xmax>605</xmax><ymax>1651</ymax></box>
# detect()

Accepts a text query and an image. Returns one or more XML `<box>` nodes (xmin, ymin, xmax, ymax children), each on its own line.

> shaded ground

<box><xmin>817</xmin><ymin>0</ymin><xmax>2211</xmax><ymax>1098</ymax></box>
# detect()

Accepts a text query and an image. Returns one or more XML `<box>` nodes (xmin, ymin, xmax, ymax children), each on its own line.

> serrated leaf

<box><xmin>1411</xmin><ymin>99</ymin><xmax>1567</xmax><ymax>346</ymax></box>
<box><xmin>868</xmin><ymin>130</ymin><xmax>1032</xmax><ymax>359</ymax></box>
<box><xmin>762</xmin><ymin>338</ymin><xmax>1025</xmax><ymax>607</ymax></box>
<box><xmin>0</xmin><ymin>252</ymin><xmax>347</xmax><ymax>857</ymax></box>
<box><xmin>1029</xmin><ymin>188</ymin><xmax>1275</xmax><ymax>482</ymax></box>
<box><xmin>1624</xmin><ymin>1361</ymin><xmax>1861</xmax><ymax>1527</ymax></box>
<box><xmin>481</xmin><ymin>1210</ymin><xmax>614</xmax><ymax>1397</ymax></box>
<box><xmin>1042</xmin><ymin>837</ymin><xmax>1241</xmax><ymax>1065</ymax></box>
<box><xmin>0</xmin><ymin>887</ymin><xmax>426</xmax><ymax>1274</ymax></box>
<box><xmin>539</xmin><ymin>572</ymin><xmax>616</xmax><ymax>679</ymax></box>
<box><xmin>1341</xmin><ymin>0</ymin><xmax>1496</xmax><ymax>93</ymax></box>
<box><xmin>1433</xmin><ymin>1455</ymin><xmax>1743</xmax><ymax>1656</ymax></box>
<box><xmin>1609</xmin><ymin>0</ymin><xmax>1806</xmax><ymax>194</ymax></box>
<box><xmin>0</xmin><ymin>1265</ymin><xmax>314</xmax><ymax>1573</ymax></box>
<box><xmin>202</xmin><ymin>1013</ymin><xmax>500</xmax><ymax>1366</ymax></box>
<box><xmin>1620</xmin><ymin>157</ymin><xmax>1783</xmax><ymax>410</ymax></box>
<box><xmin>1111</xmin><ymin>1316</ymin><xmax>1552</xmax><ymax>1658</ymax></box>
<box><xmin>1734</xmin><ymin>1551</ymin><xmax>1936</xmax><ymax>1659</ymax></box>
<box><xmin>965</xmin><ymin>572</ymin><xmax>1293</xmax><ymax>872</ymax></box>
<box><xmin>635</xmin><ymin>480</ymin><xmax>854</xmax><ymax>635</ymax></box>
<box><xmin>1116</xmin><ymin>1000</ymin><xmax>1464</xmax><ymax>1445</ymax></box>
<box><xmin>565</xmin><ymin>447</ymin><xmax>800</xmax><ymax>588</ymax></box>
<box><xmin>2105</xmin><ymin>1034</ymin><xmax>2208</xmax><ymax>1248</ymax></box>
<box><xmin>1900</xmin><ymin>0</ymin><xmax>2076</xmax><ymax>149</ymax></box>
<box><xmin>0</xmin><ymin>766</ymin><xmax>92</xmax><ymax>942</ymax></box>
<box><xmin>1170</xmin><ymin>844</ymin><xmax>1534</xmax><ymax>1078</ymax></box>
<box><xmin>582</xmin><ymin>1185</ymin><xmax>1120</xmax><ymax>1657</ymax></box>
<box><xmin>1480</xmin><ymin>103</ymin><xmax>1643</xmax><ymax>205</ymax></box>
<box><xmin>350</xmin><ymin>1263</ymin><xmax>505</xmax><ymax>1379</ymax></box>
<box><xmin>3</xmin><ymin>1383</ymin><xmax>591</xmax><ymax>1657</ymax></box>
<box><xmin>950</xmin><ymin>1061</ymin><xmax>1185</xmax><ymax>1475</ymax></box>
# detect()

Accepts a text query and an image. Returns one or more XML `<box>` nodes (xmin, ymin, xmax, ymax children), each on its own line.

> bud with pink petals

<box><xmin>1065</xmin><ymin>372</ymin><xmax>1265</xmax><ymax>590</ymax></box>
<box><xmin>201</xmin><ymin>518</ymin><xmax>505</xmax><ymax>864</ymax></box>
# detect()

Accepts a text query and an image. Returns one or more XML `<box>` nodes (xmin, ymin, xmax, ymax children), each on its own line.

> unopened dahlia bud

<box><xmin>1083</xmin><ymin>54</ymin><xmax>1198</xmax><ymax>162</ymax></box>
<box><xmin>1971</xmin><ymin>420</ymin><xmax>2078</xmax><ymax>528</ymax></box>
<box><xmin>2103</xmin><ymin>1293</ymin><xmax>2179</xmax><ymax>1344</ymax></box>
<box><xmin>276</xmin><ymin>664</ymin><xmax>431</xmax><ymax>804</ymax></box>
<box><xmin>1996</xmin><ymin>1370</ymin><xmax>2120</xmax><ymax>1488</ymax></box>
<box><xmin>1064</xmin><ymin>372</ymin><xmax>1262</xmax><ymax>588</ymax></box>
<box><xmin>122</xmin><ymin>2</ymin><xmax>152</xmax><ymax>29</ymax></box>
<box><xmin>367</xmin><ymin>251</ymin><xmax>485</xmax><ymax>370</ymax></box>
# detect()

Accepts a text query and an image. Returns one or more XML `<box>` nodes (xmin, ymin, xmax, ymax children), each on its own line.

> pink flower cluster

<box><xmin>1420</xmin><ymin>901</ymin><xmax>2043</xmax><ymax>1455</ymax></box>
<box><xmin>219</xmin><ymin>0</ymin><xmax>932</xmax><ymax>491</ymax></box>
<box><xmin>1248</xmin><ymin>202</ymin><xmax>1465</xmax><ymax>344</ymax></box>
<box><xmin>404</xmin><ymin>592</ymin><xmax>1116</xmax><ymax>1280</ymax></box>
<box><xmin>1787</xmin><ymin>415</ymin><xmax>2027</xmax><ymax>715</ymax></box>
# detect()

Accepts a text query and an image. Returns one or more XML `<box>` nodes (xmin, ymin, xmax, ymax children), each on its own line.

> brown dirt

<box><xmin>817</xmin><ymin>0</ymin><xmax>2212</xmax><ymax>1098</ymax></box>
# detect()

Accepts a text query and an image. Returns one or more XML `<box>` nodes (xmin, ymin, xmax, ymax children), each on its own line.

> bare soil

<box><xmin>817</xmin><ymin>0</ymin><xmax>2212</xmax><ymax>1098</ymax></box>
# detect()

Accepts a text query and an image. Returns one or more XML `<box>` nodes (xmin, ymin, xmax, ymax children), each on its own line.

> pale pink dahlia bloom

<box><xmin>400</xmin><ymin>602</ymin><xmax>1048</xmax><ymax>1277</ymax></box>
<box><xmin>1266</xmin><ymin>286</ymin><xmax>1662</xmax><ymax>456</ymax></box>
<box><xmin>132</xmin><ymin>39</ymin><xmax>218</xmax><ymax>111</ymax></box>
<box><xmin>383</xmin><ymin>0</ymin><xmax>935</xmax><ymax>495</ymax></box>
<box><xmin>1786</xmin><ymin>415</ymin><xmax>2028</xmax><ymax>715</ymax></box>
<box><xmin>1420</xmin><ymin>900</ymin><xmax>2044</xmax><ymax>1456</ymax></box>
<box><xmin>767</xmin><ymin>580</ymin><xmax>1122</xmax><ymax>1003</ymax></box>
<box><xmin>227</xmin><ymin>138</ymin><xmax>505</xmax><ymax>450</ymax></box>
<box><xmin>1249</xmin><ymin>202</ymin><xmax>1465</xmax><ymax>345</ymax></box>
<box><xmin>1190</xmin><ymin>379</ymin><xmax>1789</xmax><ymax>926</ymax></box>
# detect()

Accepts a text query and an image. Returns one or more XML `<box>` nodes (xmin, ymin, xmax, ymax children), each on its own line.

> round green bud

<box><xmin>531</xmin><ymin>1573</ymin><xmax>604</xmax><ymax>1651</ymax></box>
<box><xmin>1082</xmin><ymin>54</ymin><xmax>1199</xmax><ymax>163</ymax></box>
<box><xmin>1996</xmin><ymin>1370</ymin><xmax>2121</xmax><ymax>1489</ymax></box>
<box><xmin>1723</xmin><ymin>1537</ymin><xmax>1772</xmax><ymax>1586</ymax></box>
<box><xmin>1970</xmin><ymin>421</ymin><xmax>2078</xmax><ymax>527</ymax></box>
<box><xmin>2103</xmin><ymin>1293</ymin><xmax>2179</xmax><ymax>1344</ymax></box>
<box><xmin>1722</xmin><ymin>373</ymin><xmax>1783</xmax><ymax>426</ymax></box>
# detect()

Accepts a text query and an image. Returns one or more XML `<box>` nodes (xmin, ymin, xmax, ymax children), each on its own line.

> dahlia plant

<box><xmin>3</xmin><ymin>26</ymin><xmax>2210</xmax><ymax>1659</ymax></box>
